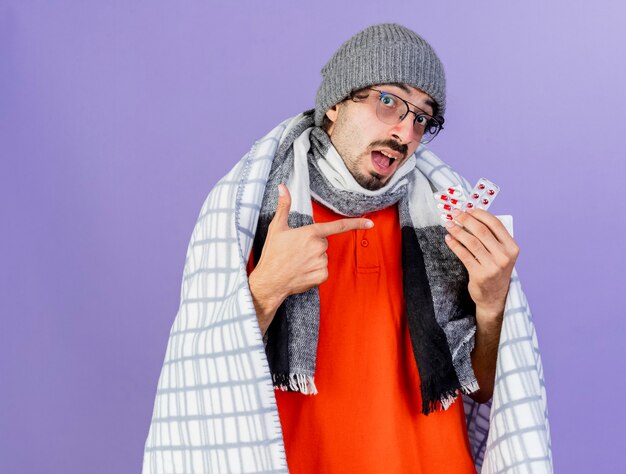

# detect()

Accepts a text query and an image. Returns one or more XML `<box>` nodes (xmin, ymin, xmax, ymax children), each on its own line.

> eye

<box><xmin>414</xmin><ymin>114</ymin><xmax>429</xmax><ymax>127</ymax></box>
<box><xmin>379</xmin><ymin>93</ymin><xmax>397</xmax><ymax>108</ymax></box>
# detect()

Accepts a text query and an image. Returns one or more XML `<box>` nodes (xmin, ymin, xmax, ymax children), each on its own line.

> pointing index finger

<box><xmin>313</xmin><ymin>218</ymin><xmax>374</xmax><ymax>237</ymax></box>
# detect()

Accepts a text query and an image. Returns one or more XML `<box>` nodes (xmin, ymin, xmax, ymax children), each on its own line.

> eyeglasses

<box><xmin>365</xmin><ymin>88</ymin><xmax>443</xmax><ymax>144</ymax></box>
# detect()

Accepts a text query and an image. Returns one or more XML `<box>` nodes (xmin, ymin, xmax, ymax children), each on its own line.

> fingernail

<box><xmin>444</xmin><ymin>221</ymin><xmax>455</xmax><ymax>229</ymax></box>
<box><xmin>365</xmin><ymin>219</ymin><xmax>374</xmax><ymax>228</ymax></box>
<box><xmin>278</xmin><ymin>184</ymin><xmax>285</xmax><ymax>196</ymax></box>
<box><xmin>451</xmin><ymin>208</ymin><xmax>461</xmax><ymax>217</ymax></box>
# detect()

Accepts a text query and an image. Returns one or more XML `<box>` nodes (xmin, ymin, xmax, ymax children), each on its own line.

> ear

<box><xmin>325</xmin><ymin>104</ymin><xmax>339</xmax><ymax>134</ymax></box>
<box><xmin>326</xmin><ymin>104</ymin><xmax>339</xmax><ymax>123</ymax></box>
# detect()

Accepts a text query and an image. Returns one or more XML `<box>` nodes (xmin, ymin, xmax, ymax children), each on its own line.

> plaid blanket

<box><xmin>142</xmin><ymin>114</ymin><xmax>553</xmax><ymax>473</ymax></box>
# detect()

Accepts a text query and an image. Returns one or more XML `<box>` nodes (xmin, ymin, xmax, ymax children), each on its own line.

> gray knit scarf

<box><xmin>252</xmin><ymin>111</ymin><xmax>478</xmax><ymax>414</ymax></box>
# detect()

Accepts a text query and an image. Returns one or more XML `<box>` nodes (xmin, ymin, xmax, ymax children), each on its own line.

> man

<box><xmin>143</xmin><ymin>24</ymin><xmax>552</xmax><ymax>474</ymax></box>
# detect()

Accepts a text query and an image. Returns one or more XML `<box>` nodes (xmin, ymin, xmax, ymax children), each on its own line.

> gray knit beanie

<box><xmin>314</xmin><ymin>23</ymin><xmax>446</xmax><ymax>126</ymax></box>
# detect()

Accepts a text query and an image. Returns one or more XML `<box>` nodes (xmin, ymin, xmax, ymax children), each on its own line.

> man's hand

<box><xmin>444</xmin><ymin>207</ymin><xmax>520</xmax><ymax>402</ymax></box>
<box><xmin>249</xmin><ymin>184</ymin><xmax>374</xmax><ymax>336</ymax></box>
<box><xmin>444</xmin><ymin>208</ymin><xmax>519</xmax><ymax>317</ymax></box>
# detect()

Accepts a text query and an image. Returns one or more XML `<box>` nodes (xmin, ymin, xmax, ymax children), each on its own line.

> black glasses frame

<box><xmin>365</xmin><ymin>88</ymin><xmax>443</xmax><ymax>144</ymax></box>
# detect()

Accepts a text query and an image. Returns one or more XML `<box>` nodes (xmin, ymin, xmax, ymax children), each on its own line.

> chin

<box><xmin>357</xmin><ymin>173</ymin><xmax>387</xmax><ymax>191</ymax></box>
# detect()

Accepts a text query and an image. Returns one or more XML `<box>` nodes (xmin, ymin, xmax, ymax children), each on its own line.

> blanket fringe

<box><xmin>273</xmin><ymin>373</ymin><xmax>318</xmax><ymax>395</ymax></box>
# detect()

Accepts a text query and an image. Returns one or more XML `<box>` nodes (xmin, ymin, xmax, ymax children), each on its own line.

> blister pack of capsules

<box><xmin>434</xmin><ymin>178</ymin><xmax>501</xmax><ymax>223</ymax></box>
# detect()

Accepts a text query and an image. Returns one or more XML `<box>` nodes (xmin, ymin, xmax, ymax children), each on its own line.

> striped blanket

<box><xmin>143</xmin><ymin>114</ymin><xmax>553</xmax><ymax>473</ymax></box>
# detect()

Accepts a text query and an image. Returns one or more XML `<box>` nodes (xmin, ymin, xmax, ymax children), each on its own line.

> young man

<box><xmin>143</xmin><ymin>23</ymin><xmax>552</xmax><ymax>474</ymax></box>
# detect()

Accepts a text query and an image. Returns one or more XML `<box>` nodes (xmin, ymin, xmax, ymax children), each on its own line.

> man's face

<box><xmin>325</xmin><ymin>83</ymin><xmax>436</xmax><ymax>191</ymax></box>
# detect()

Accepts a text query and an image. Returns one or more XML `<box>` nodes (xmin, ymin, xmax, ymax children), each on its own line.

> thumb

<box><xmin>271</xmin><ymin>184</ymin><xmax>292</xmax><ymax>230</ymax></box>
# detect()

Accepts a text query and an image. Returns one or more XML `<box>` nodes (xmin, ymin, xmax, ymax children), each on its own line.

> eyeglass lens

<box><xmin>375</xmin><ymin>92</ymin><xmax>441</xmax><ymax>144</ymax></box>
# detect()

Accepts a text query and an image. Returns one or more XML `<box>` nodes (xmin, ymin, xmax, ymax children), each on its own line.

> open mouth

<box><xmin>371</xmin><ymin>149</ymin><xmax>400</xmax><ymax>175</ymax></box>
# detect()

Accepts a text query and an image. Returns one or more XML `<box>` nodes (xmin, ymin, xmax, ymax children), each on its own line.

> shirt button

<box><xmin>361</xmin><ymin>239</ymin><xmax>369</xmax><ymax>247</ymax></box>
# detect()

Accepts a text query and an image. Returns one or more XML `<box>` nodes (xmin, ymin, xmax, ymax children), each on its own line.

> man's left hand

<box><xmin>444</xmin><ymin>207</ymin><xmax>520</xmax><ymax>319</ymax></box>
<box><xmin>444</xmin><ymin>207</ymin><xmax>520</xmax><ymax>403</ymax></box>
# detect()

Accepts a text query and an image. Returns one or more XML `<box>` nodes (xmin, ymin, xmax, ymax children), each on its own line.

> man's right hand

<box><xmin>249</xmin><ymin>184</ymin><xmax>374</xmax><ymax>336</ymax></box>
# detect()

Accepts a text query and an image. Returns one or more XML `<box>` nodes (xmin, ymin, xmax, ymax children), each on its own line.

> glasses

<box><xmin>365</xmin><ymin>88</ymin><xmax>443</xmax><ymax>144</ymax></box>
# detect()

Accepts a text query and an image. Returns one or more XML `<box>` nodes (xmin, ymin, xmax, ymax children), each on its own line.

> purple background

<box><xmin>1</xmin><ymin>1</ymin><xmax>624</xmax><ymax>472</ymax></box>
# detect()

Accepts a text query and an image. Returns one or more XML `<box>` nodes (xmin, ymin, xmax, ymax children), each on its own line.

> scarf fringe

<box><xmin>439</xmin><ymin>392</ymin><xmax>459</xmax><ymax>411</ymax></box>
<box><xmin>273</xmin><ymin>373</ymin><xmax>318</xmax><ymax>395</ymax></box>
<box><xmin>437</xmin><ymin>379</ymin><xmax>480</xmax><ymax>411</ymax></box>
<box><xmin>460</xmin><ymin>379</ymin><xmax>480</xmax><ymax>395</ymax></box>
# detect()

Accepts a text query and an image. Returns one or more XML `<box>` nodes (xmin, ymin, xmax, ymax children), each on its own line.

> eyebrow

<box><xmin>390</xmin><ymin>82</ymin><xmax>436</xmax><ymax>113</ymax></box>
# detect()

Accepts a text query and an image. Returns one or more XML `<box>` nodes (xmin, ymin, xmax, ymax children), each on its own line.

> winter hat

<box><xmin>314</xmin><ymin>23</ymin><xmax>446</xmax><ymax>126</ymax></box>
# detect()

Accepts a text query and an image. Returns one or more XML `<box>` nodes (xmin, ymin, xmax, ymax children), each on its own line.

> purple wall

<box><xmin>1</xmin><ymin>1</ymin><xmax>624</xmax><ymax>472</ymax></box>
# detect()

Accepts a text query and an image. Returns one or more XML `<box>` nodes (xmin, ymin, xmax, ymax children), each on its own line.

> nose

<box><xmin>389</xmin><ymin>113</ymin><xmax>417</xmax><ymax>145</ymax></box>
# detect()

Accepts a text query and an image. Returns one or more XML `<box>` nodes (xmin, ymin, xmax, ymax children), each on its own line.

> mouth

<box><xmin>370</xmin><ymin>149</ymin><xmax>402</xmax><ymax>176</ymax></box>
